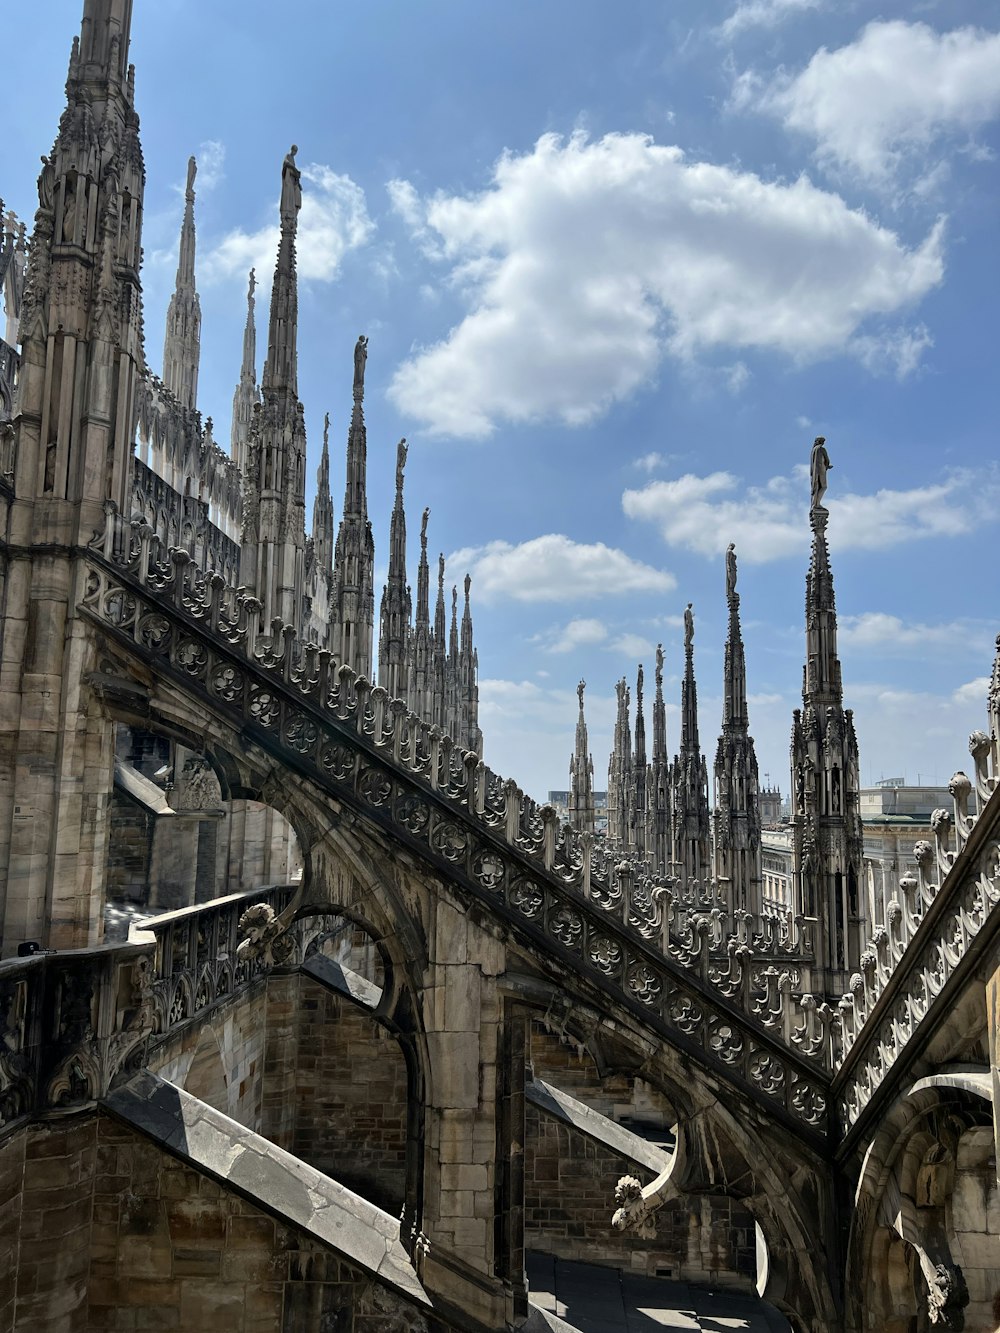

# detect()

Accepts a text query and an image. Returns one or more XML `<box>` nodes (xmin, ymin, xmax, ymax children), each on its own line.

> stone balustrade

<box><xmin>79</xmin><ymin>507</ymin><xmax>1000</xmax><ymax>1134</ymax></box>
<box><xmin>0</xmin><ymin>884</ymin><xmax>294</xmax><ymax>1142</ymax></box>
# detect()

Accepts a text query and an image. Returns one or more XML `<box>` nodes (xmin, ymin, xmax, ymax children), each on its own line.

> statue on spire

<box><xmin>726</xmin><ymin>543</ymin><xmax>738</xmax><ymax>607</ymax></box>
<box><xmin>421</xmin><ymin>507</ymin><xmax>429</xmax><ymax>542</ymax></box>
<box><xmin>578</xmin><ymin>679</ymin><xmax>586</xmax><ymax>710</ymax></box>
<box><xmin>655</xmin><ymin>644</ymin><xmax>663</xmax><ymax>690</ymax></box>
<box><xmin>280</xmin><ymin>145</ymin><xmax>302</xmax><ymax>220</ymax></box>
<box><xmin>353</xmin><ymin>334</ymin><xmax>369</xmax><ymax>400</ymax></box>
<box><xmin>395</xmin><ymin>438</ymin><xmax>407</xmax><ymax>492</ymax></box>
<box><xmin>810</xmin><ymin>436</ymin><xmax>831</xmax><ymax>511</ymax></box>
<box><xmin>185</xmin><ymin>155</ymin><xmax>197</xmax><ymax>200</ymax></box>
<box><xmin>684</xmin><ymin>603</ymin><xmax>694</xmax><ymax>652</ymax></box>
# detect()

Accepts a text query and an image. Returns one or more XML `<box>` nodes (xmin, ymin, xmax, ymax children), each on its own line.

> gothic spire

<box><xmin>672</xmin><ymin>603</ymin><xmax>711</xmax><ymax>884</ymax></box>
<box><xmin>342</xmin><ymin>335</ymin><xmax>370</xmax><ymax>522</ymax></box>
<box><xmin>460</xmin><ymin>573</ymin><xmax>473</xmax><ymax>658</ymax></box>
<box><xmin>680</xmin><ymin>604</ymin><xmax>700</xmax><ymax>757</ymax></box>
<box><xmin>435</xmin><ymin>554</ymin><xmax>446</xmax><ymax>645</ymax></box>
<box><xmin>714</xmin><ymin>546</ymin><xmax>762</xmax><ymax>914</ymax></box>
<box><xmin>449</xmin><ymin>585</ymin><xmax>459</xmax><ymax>663</ymax></box>
<box><xmin>312</xmin><ymin>411</ymin><xmax>334</xmax><ymax>574</ymax></box>
<box><xmin>161</xmin><ymin>155</ymin><xmax>200</xmax><ymax>409</ymax></box>
<box><xmin>791</xmin><ymin>437</ymin><xmax>863</xmax><ymax>992</ymax></box>
<box><xmin>230</xmin><ymin>268</ymin><xmax>258</xmax><ymax>475</ymax></box>
<box><xmin>634</xmin><ymin>662</ymin><xmax>647</xmax><ymax>770</ymax></box>
<box><xmin>649</xmin><ymin>643</ymin><xmax>671</xmax><ymax>875</ymax></box>
<box><xmin>262</xmin><ymin>146</ymin><xmax>301</xmax><ymax>397</ymax></box>
<box><xmin>238</xmin><ymin>149</ymin><xmax>307</xmax><ymax>628</ymax></box>
<box><xmin>377</xmin><ymin>439</ymin><xmax>411</xmax><ymax>699</ymax></box>
<box><xmin>416</xmin><ymin>508</ymin><xmax>430</xmax><ymax>630</ymax></box>
<box><xmin>652</xmin><ymin>643</ymin><xmax>667</xmax><ymax>769</ymax></box>
<box><xmin>722</xmin><ymin>546</ymin><xmax>748</xmax><ymax>731</ymax></box>
<box><xmin>568</xmin><ymin>681</ymin><xmax>596</xmax><ymax>836</ymax></box>
<box><xmin>330</xmin><ymin>336</ymin><xmax>375</xmax><ymax>677</ymax></box>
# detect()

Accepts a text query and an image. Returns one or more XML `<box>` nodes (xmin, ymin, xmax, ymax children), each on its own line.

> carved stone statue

<box><xmin>280</xmin><ymin>145</ymin><xmax>302</xmax><ymax>219</ymax></box>
<box><xmin>37</xmin><ymin>156</ymin><xmax>55</xmax><ymax>215</ymax></box>
<box><xmin>655</xmin><ymin>643</ymin><xmax>663</xmax><ymax>690</ymax></box>
<box><xmin>185</xmin><ymin>154</ymin><xmax>196</xmax><ymax>200</ymax></box>
<box><xmin>421</xmin><ymin>507</ymin><xmax>429</xmax><ymax>541</ymax></box>
<box><xmin>810</xmin><ymin>436</ymin><xmax>831</xmax><ymax>510</ymax></box>
<box><xmin>578</xmin><ymin>680</ymin><xmax>585</xmax><ymax>709</ymax></box>
<box><xmin>725</xmin><ymin>543</ymin><xmax>737</xmax><ymax>605</ymax></box>
<box><xmin>684</xmin><ymin>603</ymin><xmax>694</xmax><ymax>652</ymax></box>
<box><xmin>353</xmin><ymin>334</ymin><xmax>368</xmax><ymax>398</ymax></box>
<box><xmin>395</xmin><ymin>438</ymin><xmax>407</xmax><ymax>491</ymax></box>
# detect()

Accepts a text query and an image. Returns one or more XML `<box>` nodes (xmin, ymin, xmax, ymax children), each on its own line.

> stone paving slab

<box><xmin>526</xmin><ymin>1253</ymin><xmax>791</xmax><ymax>1333</ymax></box>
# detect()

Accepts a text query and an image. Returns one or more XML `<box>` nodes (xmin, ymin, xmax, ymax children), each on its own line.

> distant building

<box><xmin>548</xmin><ymin>788</ymin><xmax>609</xmax><ymax>835</ymax></box>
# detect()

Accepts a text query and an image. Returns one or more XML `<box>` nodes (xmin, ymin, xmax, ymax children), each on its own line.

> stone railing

<box><xmin>128</xmin><ymin>882</ymin><xmax>295</xmax><ymax>1038</ymax></box>
<box><xmin>0</xmin><ymin>885</ymin><xmax>295</xmax><ymax>1142</ymax></box>
<box><xmin>0</xmin><ymin>940</ymin><xmax>152</xmax><ymax>1141</ymax></box>
<box><xmin>831</xmin><ymin>728</ymin><xmax>1000</xmax><ymax>1136</ymax></box>
<box><xmin>79</xmin><ymin>509</ymin><xmax>1000</xmax><ymax>1132</ymax></box>
<box><xmin>77</xmin><ymin>515</ymin><xmax>834</xmax><ymax>1135</ymax></box>
<box><xmin>85</xmin><ymin>510</ymin><xmax>814</xmax><ymax>968</ymax></box>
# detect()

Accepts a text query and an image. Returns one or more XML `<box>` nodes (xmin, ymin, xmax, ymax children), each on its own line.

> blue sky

<box><xmin>5</xmin><ymin>0</ymin><xmax>998</xmax><ymax>800</ymax></box>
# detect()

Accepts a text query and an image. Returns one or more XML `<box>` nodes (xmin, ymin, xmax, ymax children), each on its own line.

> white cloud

<box><xmin>196</xmin><ymin>140</ymin><xmax>226</xmax><ymax>192</ymax></box>
<box><xmin>839</xmin><ymin>613</ymin><xmax>995</xmax><ymax>656</ymax></box>
<box><xmin>202</xmin><ymin>164</ymin><xmax>373</xmax><ymax>284</ymax></box>
<box><xmin>608</xmin><ymin>632</ymin><xmax>656</xmax><ymax>660</ymax></box>
<box><xmin>634</xmin><ymin>451</ymin><xmax>670</xmax><ymax>473</ymax></box>
<box><xmin>534</xmin><ymin>617</ymin><xmax>609</xmax><ymax>654</ymax></box>
<box><xmin>387</xmin><ymin>132</ymin><xmax>944</xmax><ymax>438</ymax></box>
<box><xmin>743</xmin><ymin>21</ymin><xmax>1000</xmax><ymax>187</ymax></box>
<box><xmin>448</xmin><ymin>534</ymin><xmax>675</xmax><ymax>604</ymax></box>
<box><xmin>718</xmin><ymin>0</ymin><xmax>822</xmax><ymax>42</ymax></box>
<box><xmin>623</xmin><ymin>465</ymin><xmax>999</xmax><ymax>563</ymax></box>
<box><xmin>952</xmin><ymin>676</ymin><xmax>990</xmax><ymax>709</ymax></box>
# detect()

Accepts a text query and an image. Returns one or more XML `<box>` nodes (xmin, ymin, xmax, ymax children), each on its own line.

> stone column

<box><xmin>413</xmin><ymin>895</ymin><xmax>512</xmax><ymax>1328</ymax></box>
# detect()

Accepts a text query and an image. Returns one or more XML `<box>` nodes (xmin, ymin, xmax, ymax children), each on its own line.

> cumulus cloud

<box><xmin>609</xmin><ymin>632</ymin><xmax>657</xmax><ymax>660</ymax></box>
<box><xmin>839</xmin><ymin>613</ymin><xmax>995</xmax><ymax>656</ymax></box>
<box><xmin>447</xmin><ymin>534</ymin><xmax>675</xmax><ymax>603</ymax></box>
<box><xmin>718</xmin><ymin>0</ymin><xmax>822</xmax><ymax>41</ymax></box>
<box><xmin>739</xmin><ymin>21</ymin><xmax>1000</xmax><ymax>187</ymax></box>
<box><xmin>387</xmin><ymin>132</ymin><xmax>944</xmax><ymax>438</ymax></box>
<box><xmin>622</xmin><ymin>465</ymin><xmax>999</xmax><ymax>563</ymax></box>
<box><xmin>202</xmin><ymin>164</ymin><xmax>373</xmax><ymax>283</ymax></box>
<box><xmin>533</xmin><ymin>617</ymin><xmax>609</xmax><ymax>654</ymax></box>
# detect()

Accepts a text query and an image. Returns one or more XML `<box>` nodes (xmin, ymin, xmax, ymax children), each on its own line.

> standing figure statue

<box><xmin>725</xmin><ymin>543</ymin><xmax>737</xmax><ymax>606</ymax></box>
<box><xmin>810</xmin><ymin>436</ymin><xmax>832</xmax><ymax>511</ymax></box>
<box><xmin>577</xmin><ymin>680</ymin><xmax>586</xmax><ymax>710</ymax></box>
<box><xmin>395</xmin><ymin>438</ymin><xmax>407</xmax><ymax>491</ymax></box>
<box><xmin>684</xmin><ymin>603</ymin><xmax>694</xmax><ymax>652</ymax></box>
<box><xmin>281</xmin><ymin>145</ymin><xmax>302</xmax><ymax>218</ymax></box>
<box><xmin>353</xmin><ymin>334</ymin><xmax>369</xmax><ymax>398</ymax></box>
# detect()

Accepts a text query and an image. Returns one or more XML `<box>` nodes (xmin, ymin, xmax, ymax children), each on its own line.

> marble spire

<box><xmin>330</xmin><ymin>335</ymin><xmax>375</xmax><ymax>677</ymax></box>
<box><xmin>791</xmin><ymin>439</ymin><xmax>863</xmax><ymax>992</ymax></box>
<box><xmin>230</xmin><ymin>268</ymin><xmax>258</xmax><ymax>477</ymax></box>
<box><xmin>239</xmin><ymin>148</ymin><xmax>307</xmax><ymax>629</ymax></box>
<box><xmin>161</xmin><ymin>155</ymin><xmax>200</xmax><ymax>409</ymax></box>
<box><xmin>568</xmin><ymin>681</ymin><xmax>596</xmax><ymax>836</ymax></box>
<box><xmin>713</xmin><ymin>546</ymin><xmax>762</xmax><ymax>914</ymax></box>
<box><xmin>312</xmin><ymin>412</ymin><xmax>335</xmax><ymax>576</ymax></box>
<box><xmin>378</xmin><ymin>438</ymin><xmax>411</xmax><ymax>699</ymax></box>
<box><xmin>671</xmin><ymin>605</ymin><xmax>711</xmax><ymax>884</ymax></box>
